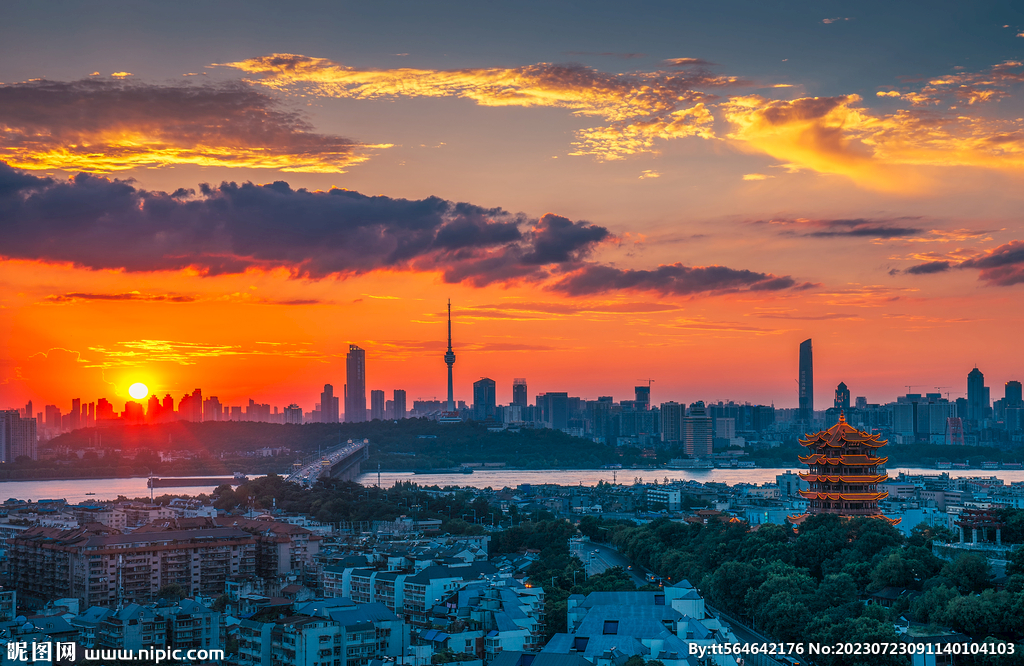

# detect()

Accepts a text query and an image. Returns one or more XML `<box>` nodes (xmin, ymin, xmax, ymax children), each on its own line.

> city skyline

<box><xmin>3</xmin><ymin>1</ymin><xmax>1024</xmax><ymax>413</ymax></box>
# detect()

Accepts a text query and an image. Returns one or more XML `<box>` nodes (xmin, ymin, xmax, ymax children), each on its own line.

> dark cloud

<box><xmin>0</xmin><ymin>161</ymin><xmax>603</xmax><ymax>283</ymax></box>
<box><xmin>521</xmin><ymin>214</ymin><xmax>610</xmax><ymax>264</ymax></box>
<box><xmin>1</xmin><ymin>162</ymin><xmax>805</xmax><ymax>297</ymax></box>
<box><xmin>905</xmin><ymin>261</ymin><xmax>952</xmax><ymax>274</ymax></box>
<box><xmin>960</xmin><ymin>240</ymin><xmax>1024</xmax><ymax>286</ymax></box>
<box><xmin>549</xmin><ymin>263</ymin><xmax>797</xmax><ymax>296</ymax></box>
<box><xmin>752</xmin><ymin>217</ymin><xmax>924</xmax><ymax>239</ymax></box>
<box><xmin>0</xmin><ymin>78</ymin><xmax>373</xmax><ymax>172</ymax></box>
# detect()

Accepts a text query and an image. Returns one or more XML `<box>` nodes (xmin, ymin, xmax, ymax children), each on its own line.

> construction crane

<box><xmin>905</xmin><ymin>385</ymin><xmax>924</xmax><ymax>393</ymax></box>
<box><xmin>935</xmin><ymin>386</ymin><xmax>952</xmax><ymax>400</ymax></box>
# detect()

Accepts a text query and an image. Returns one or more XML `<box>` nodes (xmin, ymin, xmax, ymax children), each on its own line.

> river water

<box><xmin>0</xmin><ymin>467</ymin><xmax>1019</xmax><ymax>504</ymax></box>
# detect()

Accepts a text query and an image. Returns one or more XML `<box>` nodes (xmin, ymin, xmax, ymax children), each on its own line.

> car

<box><xmin>627</xmin><ymin>565</ymin><xmax>632</xmax><ymax>570</ymax></box>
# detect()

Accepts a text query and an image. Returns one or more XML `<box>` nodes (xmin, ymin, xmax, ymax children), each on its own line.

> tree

<box><xmin>942</xmin><ymin>554</ymin><xmax>992</xmax><ymax>594</ymax></box>
<box><xmin>157</xmin><ymin>583</ymin><xmax>186</xmax><ymax>601</ymax></box>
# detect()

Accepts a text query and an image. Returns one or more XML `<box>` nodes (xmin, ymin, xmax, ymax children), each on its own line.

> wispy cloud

<box><xmin>87</xmin><ymin>339</ymin><xmax>326</xmax><ymax>367</ymax></box>
<box><xmin>0</xmin><ymin>78</ymin><xmax>385</xmax><ymax>172</ymax></box>
<box><xmin>219</xmin><ymin>53</ymin><xmax>742</xmax><ymax>159</ymax></box>
<box><xmin>44</xmin><ymin>291</ymin><xmax>196</xmax><ymax>303</ymax></box>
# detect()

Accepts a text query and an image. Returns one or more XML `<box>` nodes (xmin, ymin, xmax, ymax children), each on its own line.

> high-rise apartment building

<box><xmin>283</xmin><ymin>404</ymin><xmax>303</xmax><ymax>424</ymax></box>
<box><xmin>473</xmin><ymin>378</ymin><xmax>497</xmax><ymax>421</ymax></box>
<box><xmin>635</xmin><ymin>385</ymin><xmax>651</xmax><ymax>410</ymax></box>
<box><xmin>0</xmin><ymin>410</ymin><xmax>37</xmax><ymax>462</ymax></box>
<box><xmin>537</xmin><ymin>392</ymin><xmax>569</xmax><ymax>430</ymax></box>
<box><xmin>320</xmin><ymin>384</ymin><xmax>339</xmax><ymax>423</ymax></box>
<box><xmin>967</xmin><ymin>367</ymin><xmax>990</xmax><ymax>422</ymax></box>
<box><xmin>660</xmin><ymin>401</ymin><xmax>684</xmax><ymax>444</ymax></box>
<box><xmin>346</xmin><ymin>345</ymin><xmax>367</xmax><ymax>422</ymax></box>
<box><xmin>370</xmin><ymin>390</ymin><xmax>385</xmax><ymax>421</ymax></box>
<box><xmin>70</xmin><ymin>398</ymin><xmax>81</xmax><ymax>431</ymax></box>
<box><xmin>683</xmin><ymin>401</ymin><xmax>713</xmax><ymax>457</ymax></box>
<box><xmin>393</xmin><ymin>389</ymin><xmax>407</xmax><ymax>419</ymax></box>
<box><xmin>798</xmin><ymin>339</ymin><xmax>813</xmax><ymax>423</ymax></box>
<box><xmin>202</xmin><ymin>396</ymin><xmax>222</xmax><ymax>421</ymax></box>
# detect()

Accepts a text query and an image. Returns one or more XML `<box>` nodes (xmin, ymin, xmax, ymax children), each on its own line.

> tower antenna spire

<box><xmin>444</xmin><ymin>299</ymin><xmax>456</xmax><ymax>412</ymax></box>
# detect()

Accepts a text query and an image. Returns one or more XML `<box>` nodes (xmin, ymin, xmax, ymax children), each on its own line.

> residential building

<box><xmin>347</xmin><ymin>346</ymin><xmax>367</xmax><ymax>422</ymax></box>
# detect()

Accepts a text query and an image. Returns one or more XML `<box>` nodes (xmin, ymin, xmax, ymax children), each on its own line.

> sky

<box><xmin>2</xmin><ymin>0</ymin><xmax>1024</xmax><ymax>414</ymax></box>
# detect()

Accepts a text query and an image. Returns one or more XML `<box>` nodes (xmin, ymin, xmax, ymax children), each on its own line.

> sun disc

<box><xmin>128</xmin><ymin>382</ymin><xmax>149</xmax><ymax>400</ymax></box>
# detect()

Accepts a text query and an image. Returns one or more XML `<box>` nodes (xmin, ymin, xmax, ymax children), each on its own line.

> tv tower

<box><xmin>444</xmin><ymin>299</ymin><xmax>456</xmax><ymax>412</ymax></box>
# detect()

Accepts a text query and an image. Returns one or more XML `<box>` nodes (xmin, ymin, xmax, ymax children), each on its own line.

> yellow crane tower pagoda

<box><xmin>790</xmin><ymin>412</ymin><xmax>898</xmax><ymax>525</ymax></box>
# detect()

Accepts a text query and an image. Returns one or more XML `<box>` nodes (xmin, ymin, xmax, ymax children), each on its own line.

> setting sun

<box><xmin>128</xmin><ymin>382</ymin><xmax>149</xmax><ymax>400</ymax></box>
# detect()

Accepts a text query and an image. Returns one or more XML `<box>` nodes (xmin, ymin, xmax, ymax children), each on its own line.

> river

<box><xmin>0</xmin><ymin>466</ymin><xmax>1019</xmax><ymax>504</ymax></box>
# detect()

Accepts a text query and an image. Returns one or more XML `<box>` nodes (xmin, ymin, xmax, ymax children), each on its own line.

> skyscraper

<box><xmin>834</xmin><ymin>382</ymin><xmax>850</xmax><ymax>411</ymax></box>
<box><xmin>444</xmin><ymin>300</ymin><xmax>456</xmax><ymax>412</ymax></box>
<box><xmin>799</xmin><ymin>339</ymin><xmax>813</xmax><ymax>423</ymax></box>
<box><xmin>512</xmin><ymin>379</ymin><xmax>527</xmax><ymax>408</ymax></box>
<box><xmin>320</xmin><ymin>384</ymin><xmax>339</xmax><ymax>423</ymax></box>
<box><xmin>393</xmin><ymin>389</ymin><xmax>407</xmax><ymax>419</ymax></box>
<box><xmin>346</xmin><ymin>345</ymin><xmax>367</xmax><ymax>423</ymax></box>
<box><xmin>967</xmin><ymin>367</ymin><xmax>989</xmax><ymax>421</ymax></box>
<box><xmin>370</xmin><ymin>390</ymin><xmax>385</xmax><ymax>421</ymax></box>
<box><xmin>473</xmin><ymin>378</ymin><xmax>496</xmax><ymax>420</ymax></box>
<box><xmin>1006</xmin><ymin>381</ymin><xmax>1023</xmax><ymax>408</ymax></box>
<box><xmin>660</xmin><ymin>401</ymin><xmax>684</xmax><ymax>444</ymax></box>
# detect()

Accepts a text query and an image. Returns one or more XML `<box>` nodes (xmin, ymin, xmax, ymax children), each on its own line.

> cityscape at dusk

<box><xmin>2</xmin><ymin>1</ymin><xmax>1024</xmax><ymax>415</ymax></box>
<box><xmin>4</xmin><ymin>2</ymin><xmax>1024</xmax><ymax>662</ymax></box>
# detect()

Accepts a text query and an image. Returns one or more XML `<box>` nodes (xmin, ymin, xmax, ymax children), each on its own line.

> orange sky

<box><xmin>3</xmin><ymin>3</ymin><xmax>1024</xmax><ymax>414</ymax></box>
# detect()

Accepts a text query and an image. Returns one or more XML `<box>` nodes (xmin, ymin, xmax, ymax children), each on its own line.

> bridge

<box><xmin>286</xmin><ymin>439</ymin><xmax>369</xmax><ymax>486</ymax></box>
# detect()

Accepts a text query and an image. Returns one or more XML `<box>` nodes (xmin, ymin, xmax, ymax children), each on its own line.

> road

<box><xmin>570</xmin><ymin>539</ymin><xmax>649</xmax><ymax>587</ymax></box>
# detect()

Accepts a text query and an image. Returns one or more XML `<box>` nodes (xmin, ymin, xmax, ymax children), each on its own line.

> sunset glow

<box><xmin>2</xmin><ymin>1</ymin><xmax>1023</xmax><ymax>415</ymax></box>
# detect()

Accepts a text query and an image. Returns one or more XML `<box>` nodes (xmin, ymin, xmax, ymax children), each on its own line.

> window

<box><xmin>602</xmin><ymin>621</ymin><xmax>618</xmax><ymax>635</ymax></box>
<box><xmin>573</xmin><ymin>637</ymin><xmax>589</xmax><ymax>652</ymax></box>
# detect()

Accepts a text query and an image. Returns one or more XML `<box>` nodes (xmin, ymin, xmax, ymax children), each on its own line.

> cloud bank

<box><xmin>0</xmin><ymin>162</ymin><xmax>798</xmax><ymax>297</ymax></box>
<box><xmin>0</xmin><ymin>78</ymin><xmax>384</xmax><ymax>172</ymax></box>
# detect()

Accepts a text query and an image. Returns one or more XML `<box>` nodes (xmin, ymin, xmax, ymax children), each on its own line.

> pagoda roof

<box><xmin>799</xmin><ymin>474</ymin><xmax>887</xmax><ymax>484</ymax></box>
<box><xmin>798</xmin><ymin>490</ymin><xmax>888</xmax><ymax>501</ymax></box>
<box><xmin>788</xmin><ymin>513</ymin><xmax>901</xmax><ymax>526</ymax></box>
<box><xmin>798</xmin><ymin>454</ymin><xmax>888</xmax><ymax>466</ymax></box>
<box><xmin>800</xmin><ymin>412</ymin><xmax>887</xmax><ymax>448</ymax></box>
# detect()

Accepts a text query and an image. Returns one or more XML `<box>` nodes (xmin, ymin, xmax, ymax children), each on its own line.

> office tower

<box><xmin>683</xmin><ymin>402</ymin><xmax>713</xmax><ymax>457</ymax></box>
<box><xmin>855</xmin><ymin>396</ymin><xmax>868</xmax><ymax>410</ymax></box>
<box><xmin>1006</xmin><ymin>381</ymin><xmax>1023</xmax><ymax>407</ymax></box>
<box><xmin>660</xmin><ymin>402</ymin><xmax>684</xmax><ymax>444</ymax></box>
<box><xmin>512</xmin><ymin>378</ymin><xmax>527</xmax><ymax>408</ymax></box>
<box><xmin>473</xmin><ymin>378</ymin><xmax>497</xmax><ymax>420</ymax></box>
<box><xmin>967</xmin><ymin>367</ymin><xmax>989</xmax><ymax>421</ymax></box>
<box><xmin>394</xmin><ymin>389</ymin><xmax>407</xmax><ymax>419</ymax></box>
<box><xmin>23</xmin><ymin>400</ymin><xmax>32</xmax><ymax>420</ymax></box>
<box><xmin>444</xmin><ymin>300</ymin><xmax>457</xmax><ymax>412</ymax></box>
<box><xmin>537</xmin><ymin>392</ymin><xmax>569</xmax><ymax>429</ymax></box>
<box><xmin>203</xmin><ymin>396</ymin><xmax>222</xmax><ymax>421</ymax></box>
<box><xmin>834</xmin><ymin>382</ymin><xmax>850</xmax><ymax>411</ymax></box>
<box><xmin>320</xmin><ymin>384</ymin><xmax>339</xmax><ymax>423</ymax></box>
<box><xmin>284</xmin><ymin>404</ymin><xmax>303</xmax><ymax>424</ymax></box>
<box><xmin>70</xmin><ymin>398</ymin><xmax>81</xmax><ymax>430</ymax></box>
<box><xmin>635</xmin><ymin>385</ymin><xmax>651</xmax><ymax>410</ymax></box>
<box><xmin>370</xmin><ymin>390</ymin><xmax>385</xmax><ymax>421</ymax></box>
<box><xmin>798</xmin><ymin>339</ymin><xmax>813</xmax><ymax>423</ymax></box>
<box><xmin>346</xmin><ymin>345</ymin><xmax>367</xmax><ymax>422</ymax></box>
<box><xmin>0</xmin><ymin>410</ymin><xmax>38</xmax><ymax>462</ymax></box>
